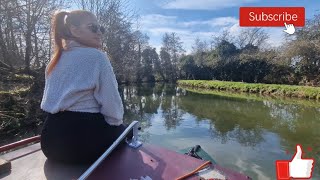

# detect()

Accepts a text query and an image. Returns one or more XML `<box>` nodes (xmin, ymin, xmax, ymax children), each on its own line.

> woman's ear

<box><xmin>69</xmin><ymin>25</ymin><xmax>81</xmax><ymax>38</ymax></box>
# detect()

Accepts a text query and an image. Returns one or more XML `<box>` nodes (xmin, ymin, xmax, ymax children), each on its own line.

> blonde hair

<box><xmin>46</xmin><ymin>10</ymin><xmax>94</xmax><ymax>76</ymax></box>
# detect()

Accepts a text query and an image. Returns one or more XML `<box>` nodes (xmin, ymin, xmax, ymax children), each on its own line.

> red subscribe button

<box><xmin>240</xmin><ymin>7</ymin><xmax>305</xmax><ymax>27</ymax></box>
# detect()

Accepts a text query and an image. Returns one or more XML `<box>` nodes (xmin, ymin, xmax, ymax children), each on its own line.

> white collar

<box><xmin>64</xmin><ymin>40</ymin><xmax>86</xmax><ymax>50</ymax></box>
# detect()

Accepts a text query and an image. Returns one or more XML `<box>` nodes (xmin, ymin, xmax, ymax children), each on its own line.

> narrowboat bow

<box><xmin>0</xmin><ymin>121</ymin><xmax>251</xmax><ymax>180</ymax></box>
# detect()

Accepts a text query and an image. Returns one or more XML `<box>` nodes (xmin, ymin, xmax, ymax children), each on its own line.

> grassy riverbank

<box><xmin>177</xmin><ymin>80</ymin><xmax>320</xmax><ymax>100</ymax></box>
<box><xmin>181</xmin><ymin>86</ymin><xmax>320</xmax><ymax>108</ymax></box>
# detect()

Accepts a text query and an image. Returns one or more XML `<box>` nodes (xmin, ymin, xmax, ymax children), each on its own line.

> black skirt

<box><xmin>40</xmin><ymin>111</ymin><xmax>130</xmax><ymax>164</ymax></box>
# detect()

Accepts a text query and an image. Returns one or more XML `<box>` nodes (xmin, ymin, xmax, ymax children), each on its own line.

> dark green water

<box><xmin>122</xmin><ymin>84</ymin><xmax>320</xmax><ymax>180</ymax></box>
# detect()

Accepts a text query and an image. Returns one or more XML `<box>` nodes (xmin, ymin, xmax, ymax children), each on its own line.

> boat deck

<box><xmin>0</xmin><ymin>143</ymin><xmax>88</xmax><ymax>180</ymax></box>
<box><xmin>0</xmin><ymin>143</ymin><xmax>251</xmax><ymax>180</ymax></box>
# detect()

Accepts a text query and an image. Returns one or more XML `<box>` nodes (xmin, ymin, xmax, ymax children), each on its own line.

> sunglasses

<box><xmin>87</xmin><ymin>24</ymin><xmax>105</xmax><ymax>34</ymax></box>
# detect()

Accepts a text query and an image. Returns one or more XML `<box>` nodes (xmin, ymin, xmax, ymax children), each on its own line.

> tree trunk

<box><xmin>25</xmin><ymin>29</ymin><xmax>32</xmax><ymax>71</ymax></box>
<box><xmin>34</xmin><ymin>27</ymin><xmax>40</xmax><ymax>68</ymax></box>
<box><xmin>0</xmin><ymin>24</ymin><xmax>10</xmax><ymax>68</ymax></box>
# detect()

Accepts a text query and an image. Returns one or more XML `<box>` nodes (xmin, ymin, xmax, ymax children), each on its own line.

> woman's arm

<box><xmin>94</xmin><ymin>53</ymin><xmax>124</xmax><ymax>126</ymax></box>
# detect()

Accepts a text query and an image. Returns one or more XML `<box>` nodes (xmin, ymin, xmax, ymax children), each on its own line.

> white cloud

<box><xmin>265</xmin><ymin>28</ymin><xmax>285</xmax><ymax>47</ymax></box>
<box><xmin>162</xmin><ymin>0</ymin><xmax>258</xmax><ymax>10</ymax></box>
<box><xmin>140</xmin><ymin>15</ymin><xmax>238</xmax><ymax>53</ymax></box>
<box><xmin>209</xmin><ymin>17</ymin><xmax>239</xmax><ymax>27</ymax></box>
<box><xmin>141</xmin><ymin>14</ymin><xmax>239</xmax><ymax>33</ymax></box>
<box><xmin>140</xmin><ymin>14</ymin><xmax>177</xmax><ymax>28</ymax></box>
<box><xmin>182</xmin><ymin>17</ymin><xmax>238</xmax><ymax>27</ymax></box>
<box><xmin>148</xmin><ymin>27</ymin><xmax>189</xmax><ymax>36</ymax></box>
<box><xmin>227</xmin><ymin>23</ymin><xmax>242</xmax><ymax>36</ymax></box>
<box><xmin>139</xmin><ymin>14</ymin><xmax>283</xmax><ymax>53</ymax></box>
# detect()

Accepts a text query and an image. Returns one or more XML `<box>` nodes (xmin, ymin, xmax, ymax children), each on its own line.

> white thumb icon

<box><xmin>289</xmin><ymin>145</ymin><xmax>314</xmax><ymax>178</ymax></box>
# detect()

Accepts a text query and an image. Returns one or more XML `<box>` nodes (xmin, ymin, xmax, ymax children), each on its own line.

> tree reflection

<box><xmin>177</xmin><ymin>92</ymin><xmax>270</xmax><ymax>146</ymax></box>
<box><xmin>178</xmin><ymin>89</ymin><xmax>320</xmax><ymax>175</ymax></box>
<box><xmin>120</xmin><ymin>84</ymin><xmax>185</xmax><ymax>140</ymax></box>
<box><xmin>263</xmin><ymin>100</ymin><xmax>320</xmax><ymax>174</ymax></box>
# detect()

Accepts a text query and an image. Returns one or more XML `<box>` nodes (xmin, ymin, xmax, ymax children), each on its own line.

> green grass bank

<box><xmin>177</xmin><ymin>80</ymin><xmax>320</xmax><ymax>100</ymax></box>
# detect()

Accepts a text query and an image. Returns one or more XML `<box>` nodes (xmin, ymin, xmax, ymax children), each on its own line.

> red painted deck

<box><xmin>88</xmin><ymin>144</ymin><xmax>251</xmax><ymax>180</ymax></box>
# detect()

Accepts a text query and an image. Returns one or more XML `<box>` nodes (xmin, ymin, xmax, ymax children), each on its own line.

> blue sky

<box><xmin>128</xmin><ymin>0</ymin><xmax>320</xmax><ymax>53</ymax></box>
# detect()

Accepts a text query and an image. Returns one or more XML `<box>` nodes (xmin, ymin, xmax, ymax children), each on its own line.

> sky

<box><xmin>128</xmin><ymin>0</ymin><xmax>320</xmax><ymax>53</ymax></box>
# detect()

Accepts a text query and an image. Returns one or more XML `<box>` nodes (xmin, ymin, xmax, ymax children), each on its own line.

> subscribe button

<box><xmin>240</xmin><ymin>7</ymin><xmax>305</xmax><ymax>27</ymax></box>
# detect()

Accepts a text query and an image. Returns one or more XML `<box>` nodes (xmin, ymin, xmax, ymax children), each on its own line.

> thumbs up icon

<box><xmin>276</xmin><ymin>145</ymin><xmax>315</xmax><ymax>180</ymax></box>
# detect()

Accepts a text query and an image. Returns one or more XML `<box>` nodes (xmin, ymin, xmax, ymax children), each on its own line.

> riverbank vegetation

<box><xmin>179</xmin><ymin>84</ymin><xmax>320</xmax><ymax>108</ymax></box>
<box><xmin>178</xmin><ymin>80</ymin><xmax>320</xmax><ymax>100</ymax></box>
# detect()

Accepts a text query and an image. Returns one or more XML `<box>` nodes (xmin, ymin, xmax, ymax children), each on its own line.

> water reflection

<box><xmin>120</xmin><ymin>84</ymin><xmax>320</xmax><ymax>179</ymax></box>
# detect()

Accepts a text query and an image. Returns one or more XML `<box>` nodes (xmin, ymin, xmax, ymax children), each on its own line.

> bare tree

<box><xmin>161</xmin><ymin>32</ymin><xmax>185</xmax><ymax>81</ymax></box>
<box><xmin>192</xmin><ymin>37</ymin><xmax>208</xmax><ymax>67</ymax></box>
<box><xmin>191</xmin><ymin>37</ymin><xmax>208</xmax><ymax>54</ymax></box>
<box><xmin>211</xmin><ymin>30</ymin><xmax>233</xmax><ymax>48</ymax></box>
<box><xmin>236</xmin><ymin>28</ymin><xmax>269</xmax><ymax>49</ymax></box>
<box><xmin>0</xmin><ymin>0</ymin><xmax>64</xmax><ymax>74</ymax></box>
<box><xmin>74</xmin><ymin>0</ymin><xmax>146</xmax><ymax>83</ymax></box>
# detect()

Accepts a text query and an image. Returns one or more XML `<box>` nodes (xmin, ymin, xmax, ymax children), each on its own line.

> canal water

<box><xmin>121</xmin><ymin>83</ymin><xmax>320</xmax><ymax>180</ymax></box>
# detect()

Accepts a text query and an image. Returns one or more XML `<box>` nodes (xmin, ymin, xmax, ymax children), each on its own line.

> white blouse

<box><xmin>41</xmin><ymin>44</ymin><xmax>123</xmax><ymax>125</ymax></box>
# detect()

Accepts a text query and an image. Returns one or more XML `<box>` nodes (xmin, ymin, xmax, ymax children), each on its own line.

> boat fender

<box><xmin>185</xmin><ymin>145</ymin><xmax>203</xmax><ymax>160</ymax></box>
<box><xmin>0</xmin><ymin>158</ymin><xmax>11</xmax><ymax>175</ymax></box>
